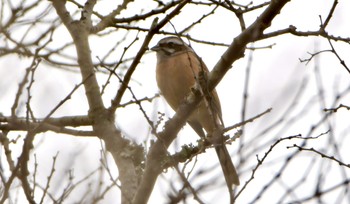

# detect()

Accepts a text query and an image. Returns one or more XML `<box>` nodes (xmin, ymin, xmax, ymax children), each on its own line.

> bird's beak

<box><xmin>150</xmin><ymin>45</ymin><xmax>160</xmax><ymax>51</ymax></box>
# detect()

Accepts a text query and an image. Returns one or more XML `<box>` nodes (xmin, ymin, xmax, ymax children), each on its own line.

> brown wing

<box><xmin>195</xmin><ymin>53</ymin><xmax>222</xmax><ymax>116</ymax></box>
<box><xmin>195</xmin><ymin>54</ymin><xmax>224</xmax><ymax>130</ymax></box>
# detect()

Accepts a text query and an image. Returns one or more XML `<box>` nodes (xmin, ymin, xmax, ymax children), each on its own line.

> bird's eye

<box><xmin>167</xmin><ymin>42</ymin><xmax>175</xmax><ymax>47</ymax></box>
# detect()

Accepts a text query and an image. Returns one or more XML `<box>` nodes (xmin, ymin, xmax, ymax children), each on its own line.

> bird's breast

<box><xmin>156</xmin><ymin>53</ymin><xmax>198</xmax><ymax>110</ymax></box>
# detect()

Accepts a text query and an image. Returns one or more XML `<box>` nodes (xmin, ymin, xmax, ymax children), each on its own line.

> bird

<box><xmin>151</xmin><ymin>36</ymin><xmax>240</xmax><ymax>192</ymax></box>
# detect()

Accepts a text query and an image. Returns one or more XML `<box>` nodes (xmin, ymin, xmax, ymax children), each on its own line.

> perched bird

<box><xmin>151</xmin><ymin>36</ymin><xmax>240</xmax><ymax>191</ymax></box>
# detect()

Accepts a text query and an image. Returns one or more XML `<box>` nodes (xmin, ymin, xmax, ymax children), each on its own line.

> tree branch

<box><xmin>51</xmin><ymin>0</ymin><xmax>139</xmax><ymax>203</ymax></box>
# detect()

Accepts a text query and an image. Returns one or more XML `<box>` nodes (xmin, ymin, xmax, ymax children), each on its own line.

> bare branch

<box><xmin>289</xmin><ymin>144</ymin><xmax>350</xmax><ymax>168</ymax></box>
<box><xmin>323</xmin><ymin>103</ymin><xmax>350</xmax><ymax>112</ymax></box>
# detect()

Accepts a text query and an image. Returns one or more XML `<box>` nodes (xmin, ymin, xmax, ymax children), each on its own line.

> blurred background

<box><xmin>1</xmin><ymin>0</ymin><xmax>350</xmax><ymax>203</ymax></box>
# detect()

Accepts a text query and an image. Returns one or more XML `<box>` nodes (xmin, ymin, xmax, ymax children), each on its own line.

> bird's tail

<box><xmin>215</xmin><ymin>145</ymin><xmax>240</xmax><ymax>188</ymax></box>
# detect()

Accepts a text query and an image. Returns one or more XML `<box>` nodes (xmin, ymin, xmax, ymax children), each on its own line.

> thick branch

<box><xmin>51</xmin><ymin>0</ymin><xmax>138</xmax><ymax>203</ymax></box>
<box><xmin>208</xmin><ymin>0</ymin><xmax>291</xmax><ymax>90</ymax></box>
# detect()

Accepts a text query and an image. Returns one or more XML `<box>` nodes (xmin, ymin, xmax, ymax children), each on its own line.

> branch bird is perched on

<box><xmin>151</xmin><ymin>36</ymin><xmax>240</xmax><ymax>192</ymax></box>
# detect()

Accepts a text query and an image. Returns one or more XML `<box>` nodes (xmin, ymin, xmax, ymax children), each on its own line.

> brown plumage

<box><xmin>152</xmin><ymin>37</ymin><xmax>240</xmax><ymax>191</ymax></box>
